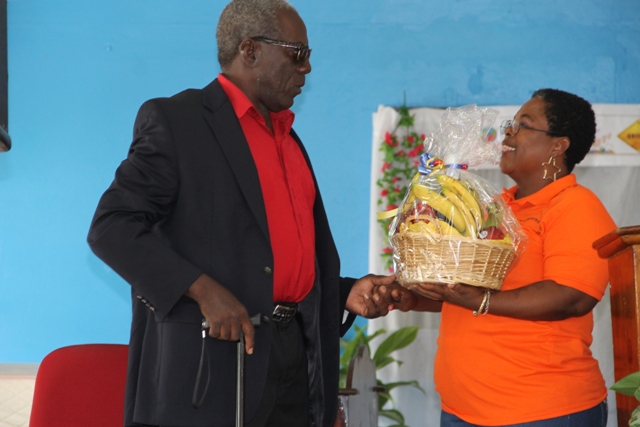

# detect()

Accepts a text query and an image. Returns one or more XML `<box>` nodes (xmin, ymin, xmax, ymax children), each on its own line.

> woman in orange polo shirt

<box><xmin>395</xmin><ymin>89</ymin><xmax>616</xmax><ymax>426</ymax></box>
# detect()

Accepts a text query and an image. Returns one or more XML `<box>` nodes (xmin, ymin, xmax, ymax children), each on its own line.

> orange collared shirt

<box><xmin>218</xmin><ymin>74</ymin><xmax>315</xmax><ymax>303</ymax></box>
<box><xmin>435</xmin><ymin>174</ymin><xmax>616</xmax><ymax>425</ymax></box>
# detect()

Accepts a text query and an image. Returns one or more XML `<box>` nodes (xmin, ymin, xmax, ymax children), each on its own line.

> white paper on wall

<box><xmin>368</xmin><ymin>103</ymin><xmax>640</xmax><ymax>427</ymax></box>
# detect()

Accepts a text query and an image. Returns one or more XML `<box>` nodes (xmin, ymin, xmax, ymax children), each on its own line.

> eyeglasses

<box><xmin>251</xmin><ymin>37</ymin><xmax>312</xmax><ymax>64</ymax></box>
<box><xmin>500</xmin><ymin>119</ymin><xmax>551</xmax><ymax>136</ymax></box>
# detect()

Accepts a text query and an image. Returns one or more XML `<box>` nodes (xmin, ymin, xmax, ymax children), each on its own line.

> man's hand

<box><xmin>186</xmin><ymin>274</ymin><xmax>255</xmax><ymax>354</ymax></box>
<box><xmin>374</xmin><ymin>282</ymin><xmax>419</xmax><ymax>312</ymax></box>
<box><xmin>346</xmin><ymin>274</ymin><xmax>398</xmax><ymax>319</ymax></box>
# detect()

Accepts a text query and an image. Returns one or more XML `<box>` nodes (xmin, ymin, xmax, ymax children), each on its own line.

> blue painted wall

<box><xmin>1</xmin><ymin>0</ymin><xmax>639</xmax><ymax>362</ymax></box>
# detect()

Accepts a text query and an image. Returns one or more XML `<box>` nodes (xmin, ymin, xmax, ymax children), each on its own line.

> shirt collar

<box><xmin>503</xmin><ymin>174</ymin><xmax>577</xmax><ymax>206</ymax></box>
<box><xmin>217</xmin><ymin>73</ymin><xmax>295</xmax><ymax>131</ymax></box>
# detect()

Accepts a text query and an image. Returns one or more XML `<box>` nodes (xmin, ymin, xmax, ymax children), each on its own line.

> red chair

<box><xmin>29</xmin><ymin>344</ymin><xmax>128</xmax><ymax>427</ymax></box>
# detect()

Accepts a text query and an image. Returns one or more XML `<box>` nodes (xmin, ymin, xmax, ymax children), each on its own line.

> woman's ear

<box><xmin>238</xmin><ymin>39</ymin><xmax>259</xmax><ymax>67</ymax></box>
<box><xmin>552</xmin><ymin>136</ymin><xmax>570</xmax><ymax>158</ymax></box>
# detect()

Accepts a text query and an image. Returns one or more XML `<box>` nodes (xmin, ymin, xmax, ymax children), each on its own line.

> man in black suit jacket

<box><xmin>88</xmin><ymin>1</ymin><xmax>407</xmax><ymax>426</ymax></box>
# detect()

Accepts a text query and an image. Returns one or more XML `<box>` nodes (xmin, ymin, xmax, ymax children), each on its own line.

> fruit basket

<box><xmin>389</xmin><ymin>170</ymin><xmax>524</xmax><ymax>290</ymax></box>
<box><xmin>384</xmin><ymin>105</ymin><xmax>527</xmax><ymax>291</ymax></box>
<box><xmin>392</xmin><ymin>229</ymin><xmax>517</xmax><ymax>290</ymax></box>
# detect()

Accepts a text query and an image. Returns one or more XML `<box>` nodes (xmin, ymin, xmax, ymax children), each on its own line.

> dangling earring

<box><xmin>541</xmin><ymin>156</ymin><xmax>561</xmax><ymax>181</ymax></box>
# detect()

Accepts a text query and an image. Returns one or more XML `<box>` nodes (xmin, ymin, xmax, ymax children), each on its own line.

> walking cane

<box><xmin>236</xmin><ymin>313</ymin><xmax>262</xmax><ymax>427</ymax></box>
<box><xmin>193</xmin><ymin>313</ymin><xmax>263</xmax><ymax>427</ymax></box>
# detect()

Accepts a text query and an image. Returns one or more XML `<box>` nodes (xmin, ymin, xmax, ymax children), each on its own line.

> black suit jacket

<box><xmin>88</xmin><ymin>79</ymin><xmax>356</xmax><ymax>427</ymax></box>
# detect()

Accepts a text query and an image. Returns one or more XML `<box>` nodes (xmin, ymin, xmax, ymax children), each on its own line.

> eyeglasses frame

<box><xmin>250</xmin><ymin>37</ymin><xmax>311</xmax><ymax>64</ymax></box>
<box><xmin>500</xmin><ymin>118</ymin><xmax>552</xmax><ymax>136</ymax></box>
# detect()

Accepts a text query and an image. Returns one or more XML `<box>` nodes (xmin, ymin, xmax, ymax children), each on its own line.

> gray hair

<box><xmin>216</xmin><ymin>0</ymin><xmax>297</xmax><ymax>70</ymax></box>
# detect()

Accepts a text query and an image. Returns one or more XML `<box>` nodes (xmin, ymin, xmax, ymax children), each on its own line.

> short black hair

<box><xmin>531</xmin><ymin>88</ymin><xmax>596</xmax><ymax>173</ymax></box>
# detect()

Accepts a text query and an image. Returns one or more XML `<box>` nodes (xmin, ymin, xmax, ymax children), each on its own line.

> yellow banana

<box><xmin>435</xmin><ymin>174</ymin><xmax>483</xmax><ymax>229</ymax></box>
<box><xmin>435</xmin><ymin>219</ymin><xmax>463</xmax><ymax>237</ymax></box>
<box><xmin>406</xmin><ymin>219</ymin><xmax>462</xmax><ymax>238</ymax></box>
<box><xmin>493</xmin><ymin>234</ymin><xmax>513</xmax><ymax>245</ymax></box>
<box><xmin>410</xmin><ymin>184</ymin><xmax>467</xmax><ymax>235</ymax></box>
<box><xmin>401</xmin><ymin>194</ymin><xmax>417</xmax><ymax>213</ymax></box>
<box><xmin>408</xmin><ymin>220</ymin><xmax>437</xmax><ymax>234</ymax></box>
<box><xmin>441</xmin><ymin>187</ymin><xmax>475</xmax><ymax>238</ymax></box>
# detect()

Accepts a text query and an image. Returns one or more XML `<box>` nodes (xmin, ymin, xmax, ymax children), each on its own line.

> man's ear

<box><xmin>238</xmin><ymin>39</ymin><xmax>259</xmax><ymax>67</ymax></box>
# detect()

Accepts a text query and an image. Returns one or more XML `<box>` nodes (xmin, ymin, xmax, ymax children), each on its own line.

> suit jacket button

<box><xmin>263</xmin><ymin>266</ymin><xmax>272</xmax><ymax>275</ymax></box>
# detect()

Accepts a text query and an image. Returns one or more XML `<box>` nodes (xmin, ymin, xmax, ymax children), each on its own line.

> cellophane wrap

<box><xmin>389</xmin><ymin>105</ymin><xmax>527</xmax><ymax>291</ymax></box>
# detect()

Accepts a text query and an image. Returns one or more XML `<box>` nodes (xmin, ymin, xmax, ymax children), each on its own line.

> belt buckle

<box><xmin>273</xmin><ymin>304</ymin><xmax>297</xmax><ymax>323</ymax></box>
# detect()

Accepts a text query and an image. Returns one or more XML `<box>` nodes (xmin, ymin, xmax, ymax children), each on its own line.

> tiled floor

<box><xmin>0</xmin><ymin>364</ymin><xmax>38</xmax><ymax>427</ymax></box>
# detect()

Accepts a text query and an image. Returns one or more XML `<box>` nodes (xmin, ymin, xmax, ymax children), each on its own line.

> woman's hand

<box><xmin>368</xmin><ymin>282</ymin><xmax>443</xmax><ymax>313</ymax></box>
<box><xmin>371</xmin><ymin>282</ymin><xmax>419</xmax><ymax>312</ymax></box>
<box><xmin>408</xmin><ymin>280</ymin><xmax>598</xmax><ymax>320</ymax></box>
<box><xmin>408</xmin><ymin>282</ymin><xmax>486</xmax><ymax>312</ymax></box>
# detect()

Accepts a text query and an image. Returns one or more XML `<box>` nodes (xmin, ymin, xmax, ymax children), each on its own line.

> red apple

<box><xmin>478</xmin><ymin>226</ymin><xmax>505</xmax><ymax>240</ymax></box>
<box><xmin>407</xmin><ymin>203</ymin><xmax>435</xmax><ymax>218</ymax></box>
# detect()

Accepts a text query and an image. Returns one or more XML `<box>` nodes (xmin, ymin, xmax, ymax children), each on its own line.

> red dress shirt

<box><xmin>218</xmin><ymin>74</ymin><xmax>316</xmax><ymax>303</ymax></box>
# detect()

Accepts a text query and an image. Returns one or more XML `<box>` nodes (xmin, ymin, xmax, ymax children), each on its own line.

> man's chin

<box><xmin>269</xmin><ymin>98</ymin><xmax>295</xmax><ymax>112</ymax></box>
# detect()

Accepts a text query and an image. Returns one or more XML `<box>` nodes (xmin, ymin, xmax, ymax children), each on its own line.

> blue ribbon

<box><xmin>418</xmin><ymin>152</ymin><xmax>433</xmax><ymax>175</ymax></box>
<box><xmin>419</xmin><ymin>153</ymin><xmax>468</xmax><ymax>175</ymax></box>
<box><xmin>444</xmin><ymin>163</ymin><xmax>466</xmax><ymax>170</ymax></box>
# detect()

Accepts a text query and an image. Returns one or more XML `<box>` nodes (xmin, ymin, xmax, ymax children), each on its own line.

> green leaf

<box><xmin>397</xmin><ymin>103</ymin><xmax>415</xmax><ymax>129</ymax></box>
<box><xmin>339</xmin><ymin>328</ymin><xmax>370</xmax><ymax>388</ymax></box>
<box><xmin>380</xmin><ymin>408</ymin><xmax>405</xmax><ymax>424</ymax></box>
<box><xmin>383</xmin><ymin>380</ymin><xmax>425</xmax><ymax>394</ymax></box>
<box><xmin>631</xmin><ymin>405</ymin><xmax>640</xmax><ymax>427</ymax></box>
<box><xmin>377</xmin><ymin>391</ymin><xmax>391</xmax><ymax>409</ymax></box>
<box><xmin>611</xmin><ymin>371</ymin><xmax>640</xmax><ymax>398</ymax></box>
<box><xmin>375</xmin><ymin>355</ymin><xmax>396</xmax><ymax>371</ymax></box>
<box><xmin>366</xmin><ymin>328</ymin><xmax>387</xmax><ymax>343</ymax></box>
<box><xmin>339</xmin><ymin>328</ymin><xmax>367</xmax><ymax>370</ymax></box>
<box><xmin>373</xmin><ymin>326</ymin><xmax>419</xmax><ymax>366</ymax></box>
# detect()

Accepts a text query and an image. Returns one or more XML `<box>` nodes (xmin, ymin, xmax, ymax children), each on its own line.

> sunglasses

<box><xmin>251</xmin><ymin>37</ymin><xmax>312</xmax><ymax>64</ymax></box>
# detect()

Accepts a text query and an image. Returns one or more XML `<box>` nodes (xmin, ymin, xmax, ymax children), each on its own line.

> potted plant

<box><xmin>611</xmin><ymin>372</ymin><xmax>640</xmax><ymax>426</ymax></box>
<box><xmin>339</xmin><ymin>324</ymin><xmax>425</xmax><ymax>426</ymax></box>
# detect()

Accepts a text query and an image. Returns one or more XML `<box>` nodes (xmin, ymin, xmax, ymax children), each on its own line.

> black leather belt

<box><xmin>273</xmin><ymin>303</ymin><xmax>298</xmax><ymax>323</ymax></box>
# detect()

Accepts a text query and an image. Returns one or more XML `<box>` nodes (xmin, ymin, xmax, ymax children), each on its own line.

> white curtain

<box><xmin>368</xmin><ymin>105</ymin><xmax>640</xmax><ymax>427</ymax></box>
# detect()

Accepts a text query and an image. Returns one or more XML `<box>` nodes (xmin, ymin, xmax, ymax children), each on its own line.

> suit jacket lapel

<box><xmin>201</xmin><ymin>79</ymin><xmax>270</xmax><ymax>242</ymax></box>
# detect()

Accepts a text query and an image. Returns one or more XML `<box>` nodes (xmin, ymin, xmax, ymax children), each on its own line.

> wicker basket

<box><xmin>391</xmin><ymin>230</ymin><xmax>517</xmax><ymax>290</ymax></box>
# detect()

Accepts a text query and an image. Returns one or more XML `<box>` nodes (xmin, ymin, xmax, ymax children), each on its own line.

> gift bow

<box><xmin>376</xmin><ymin>153</ymin><xmax>468</xmax><ymax>220</ymax></box>
<box><xmin>418</xmin><ymin>152</ymin><xmax>468</xmax><ymax>175</ymax></box>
